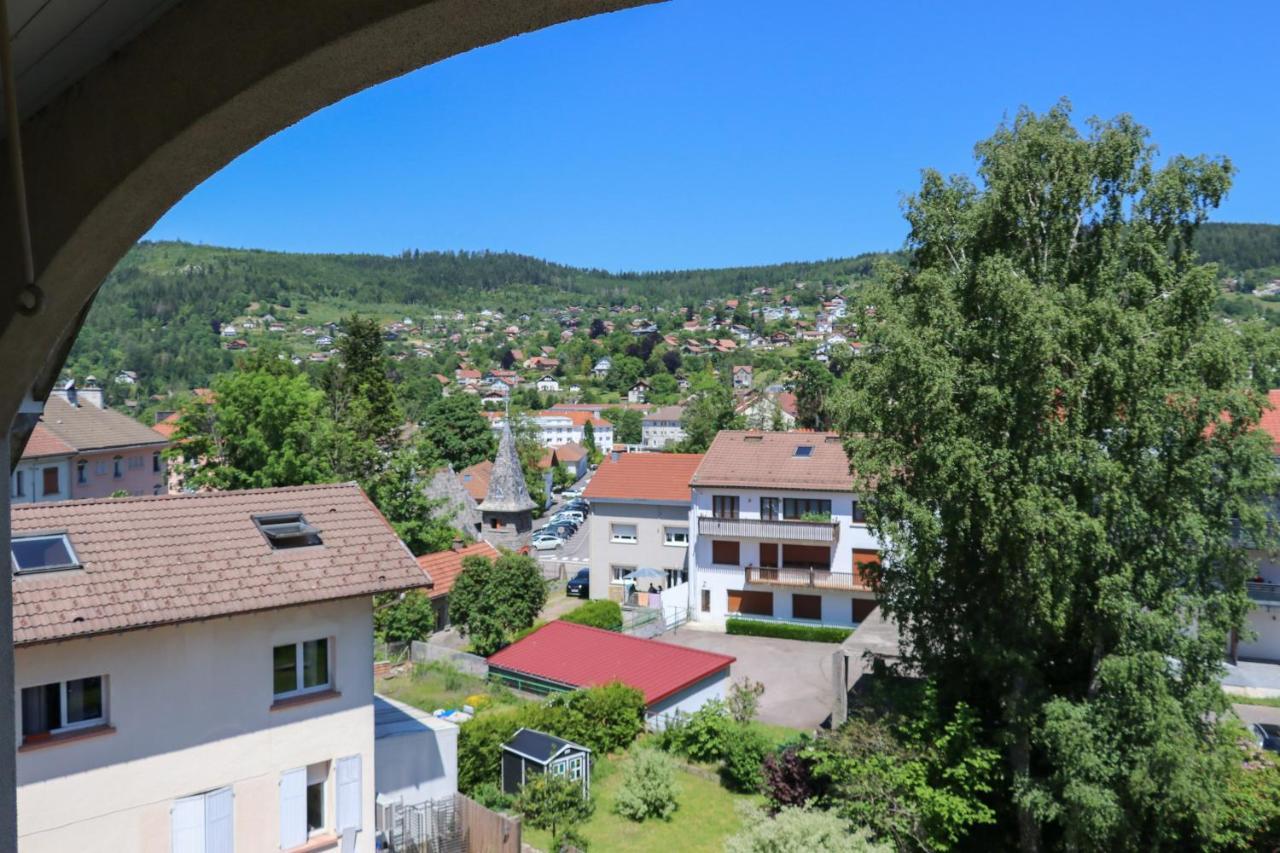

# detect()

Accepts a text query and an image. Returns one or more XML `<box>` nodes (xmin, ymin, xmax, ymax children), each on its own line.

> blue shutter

<box><xmin>204</xmin><ymin>787</ymin><xmax>233</xmax><ymax>853</ymax></box>
<box><xmin>336</xmin><ymin>754</ymin><xmax>362</xmax><ymax>832</ymax></box>
<box><xmin>171</xmin><ymin>794</ymin><xmax>205</xmax><ymax>853</ymax></box>
<box><xmin>279</xmin><ymin>767</ymin><xmax>307</xmax><ymax>849</ymax></box>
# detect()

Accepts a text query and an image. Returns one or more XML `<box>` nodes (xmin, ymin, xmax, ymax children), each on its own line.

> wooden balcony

<box><xmin>744</xmin><ymin>565</ymin><xmax>870</xmax><ymax>591</ymax></box>
<box><xmin>698</xmin><ymin>515</ymin><xmax>839</xmax><ymax>543</ymax></box>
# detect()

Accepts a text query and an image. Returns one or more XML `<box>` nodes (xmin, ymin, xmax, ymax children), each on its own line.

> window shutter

<box><xmin>336</xmin><ymin>754</ymin><xmax>362</xmax><ymax>832</ymax></box>
<box><xmin>171</xmin><ymin>794</ymin><xmax>205</xmax><ymax>853</ymax></box>
<box><xmin>204</xmin><ymin>787</ymin><xmax>233</xmax><ymax>853</ymax></box>
<box><xmin>279</xmin><ymin>767</ymin><xmax>307</xmax><ymax>849</ymax></box>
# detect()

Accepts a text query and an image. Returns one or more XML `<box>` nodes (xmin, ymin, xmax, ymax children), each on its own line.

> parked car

<box><xmin>566</xmin><ymin>568</ymin><xmax>590</xmax><ymax>598</ymax></box>
<box><xmin>555</xmin><ymin>511</ymin><xmax>585</xmax><ymax>524</ymax></box>
<box><xmin>547</xmin><ymin>524</ymin><xmax>577</xmax><ymax>538</ymax></box>
<box><xmin>561</xmin><ymin>488</ymin><xmax>584</xmax><ymax>499</ymax></box>
<box><xmin>564</xmin><ymin>500</ymin><xmax>590</xmax><ymax>514</ymax></box>
<box><xmin>532</xmin><ymin>534</ymin><xmax>564</xmax><ymax>551</ymax></box>
<box><xmin>548</xmin><ymin>514</ymin><xmax>580</xmax><ymax>528</ymax></box>
<box><xmin>1253</xmin><ymin>723</ymin><xmax>1280</xmax><ymax>753</ymax></box>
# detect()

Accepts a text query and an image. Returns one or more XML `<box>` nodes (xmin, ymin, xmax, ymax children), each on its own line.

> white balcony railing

<box><xmin>697</xmin><ymin>515</ymin><xmax>838</xmax><ymax>543</ymax></box>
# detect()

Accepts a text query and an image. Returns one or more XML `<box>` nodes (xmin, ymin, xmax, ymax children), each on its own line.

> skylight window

<box><xmin>11</xmin><ymin>534</ymin><xmax>80</xmax><ymax>574</ymax></box>
<box><xmin>794</xmin><ymin>446</ymin><xmax>814</xmax><ymax>458</ymax></box>
<box><xmin>254</xmin><ymin>513</ymin><xmax>323</xmax><ymax>549</ymax></box>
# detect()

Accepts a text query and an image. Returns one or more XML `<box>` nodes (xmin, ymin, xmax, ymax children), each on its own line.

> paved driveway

<box><xmin>658</xmin><ymin>629</ymin><xmax>840</xmax><ymax>729</ymax></box>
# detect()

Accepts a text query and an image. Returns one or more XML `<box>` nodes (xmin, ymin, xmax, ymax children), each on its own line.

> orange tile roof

<box><xmin>10</xmin><ymin>483</ymin><xmax>425</xmax><ymax>646</ymax></box>
<box><xmin>1260</xmin><ymin>390</ymin><xmax>1280</xmax><ymax>451</ymax></box>
<box><xmin>584</xmin><ymin>453</ymin><xmax>704</xmax><ymax>503</ymax></box>
<box><xmin>20</xmin><ymin>423</ymin><xmax>76</xmax><ymax>458</ymax></box>
<box><xmin>458</xmin><ymin>460</ymin><xmax>493</xmax><ymax>502</ymax></box>
<box><xmin>690</xmin><ymin>431</ymin><xmax>853</xmax><ymax>492</ymax></box>
<box><xmin>416</xmin><ymin>541</ymin><xmax>500</xmax><ymax>599</ymax></box>
<box><xmin>151</xmin><ymin>411</ymin><xmax>181</xmax><ymax>439</ymax></box>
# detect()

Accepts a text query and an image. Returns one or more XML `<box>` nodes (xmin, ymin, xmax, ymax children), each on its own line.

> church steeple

<box><xmin>478</xmin><ymin>421</ymin><xmax>536</xmax><ymax>514</ymax></box>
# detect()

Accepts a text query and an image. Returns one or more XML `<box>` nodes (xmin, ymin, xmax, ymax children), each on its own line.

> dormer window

<box><xmin>794</xmin><ymin>446</ymin><xmax>814</xmax><ymax>458</ymax></box>
<box><xmin>11</xmin><ymin>534</ymin><xmax>80</xmax><ymax>574</ymax></box>
<box><xmin>254</xmin><ymin>513</ymin><xmax>323</xmax><ymax>549</ymax></box>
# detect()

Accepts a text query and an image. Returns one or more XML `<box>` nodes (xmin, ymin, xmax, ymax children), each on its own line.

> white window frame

<box><xmin>663</xmin><ymin>527</ymin><xmax>689</xmax><ymax>547</ymax></box>
<box><xmin>610</xmin><ymin>523</ymin><xmax>638</xmax><ymax>544</ymax></box>
<box><xmin>21</xmin><ymin>675</ymin><xmax>107</xmax><ymax>737</ymax></box>
<box><xmin>611</xmin><ymin>565</ymin><xmax>635</xmax><ymax>585</ymax></box>
<box><xmin>273</xmin><ymin>638</ymin><xmax>332</xmax><ymax>700</ymax></box>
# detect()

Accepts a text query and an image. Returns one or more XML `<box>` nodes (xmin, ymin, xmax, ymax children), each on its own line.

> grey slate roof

<box><xmin>422</xmin><ymin>464</ymin><xmax>482</xmax><ymax>535</ymax></box>
<box><xmin>35</xmin><ymin>395</ymin><xmax>169</xmax><ymax>454</ymax></box>
<box><xmin>478</xmin><ymin>422</ymin><xmax>537</xmax><ymax>514</ymax></box>
<box><xmin>502</xmin><ymin>727</ymin><xmax>589</xmax><ymax>764</ymax></box>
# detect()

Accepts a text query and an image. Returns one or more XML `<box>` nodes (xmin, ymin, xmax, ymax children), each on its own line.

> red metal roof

<box><xmin>487</xmin><ymin>621</ymin><xmax>734</xmax><ymax>705</ymax></box>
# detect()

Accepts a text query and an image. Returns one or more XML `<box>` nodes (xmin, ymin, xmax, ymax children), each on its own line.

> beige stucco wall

<box><xmin>588</xmin><ymin>500</ymin><xmax>690</xmax><ymax>598</ymax></box>
<box><xmin>16</xmin><ymin>598</ymin><xmax>377</xmax><ymax>852</ymax></box>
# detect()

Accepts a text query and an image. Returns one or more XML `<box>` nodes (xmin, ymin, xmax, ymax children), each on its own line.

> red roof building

<box><xmin>584</xmin><ymin>452</ymin><xmax>704</xmax><ymax>504</ymax></box>
<box><xmin>487</xmin><ymin>621</ymin><xmax>734</xmax><ymax>716</ymax></box>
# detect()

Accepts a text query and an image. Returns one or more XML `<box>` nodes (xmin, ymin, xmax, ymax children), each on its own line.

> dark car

<box><xmin>566</xmin><ymin>568</ymin><xmax>590</xmax><ymax>598</ymax></box>
<box><xmin>1253</xmin><ymin>723</ymin><xmax>1280</xmax><ymax>753</ymax></box>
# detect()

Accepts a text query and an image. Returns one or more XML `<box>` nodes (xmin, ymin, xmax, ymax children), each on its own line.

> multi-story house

<box><xmin>11</xmin><ymin>482</ymin><xmax>428</xmax><ymax>852</ymax></box>
<box><xmin>687</xmin><ymin>431</ymin><xmax>878</xmax><ymax>627</ymax></box>
<box><xmin>731</xmin><ymin>365</ymin><xmax>753</xmax><ymax>390</ymax></box>
<box><xmin>584</xmin><ymin>452</ymin><xmax>704</xmax><ymax>599</ymax></box>
<box><xmin>735</xmin><ymin>392</ymin><xmax>797</xmax><ymax>431</ymax></box>
<box><xmin>641</xmin><ymin>406</ymin><xmax>686</xmax><ymax>449</ymax></box>
<box><xmin>10</xmin><ymin>380</ymin><xmax>169</xmax><ymax>504</ymax></box>
<box><xmin>493</xmin><ymin>412</ymin><xmax>614</xmax><ymax>450</ymax></box>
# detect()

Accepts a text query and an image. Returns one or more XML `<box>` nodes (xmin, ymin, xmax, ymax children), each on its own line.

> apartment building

<box><xmin>583</xmin><ymin>452</ymin><xmax>704</xmax><ymax>601</ymax></box>
<box><xmin>687</xmin><ymin>431</ymin><xmax>878</xmax><ymax>627</ymax></box>
<box><xmin>11</xmin><ymin>483</ymin><xmax>427</xmax><ymax>852</ymax></box>
<box><xmin>10</xmin><ymin>381</ymin><xmax>169</xmax><ymax>504</ymax></box>
<box><xmin>492</xmin><ymin>411</ymin><xmax>614</xmax><ymax>449</ymax></box>
<box><xmin>641</xmin><ymin>406</ymin><xmax>686</xmax><ymax>449</ymax></box>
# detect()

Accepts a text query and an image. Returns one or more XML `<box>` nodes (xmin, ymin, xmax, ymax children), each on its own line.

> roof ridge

<box><xmin>536</xmin><ymin>620</ymin><xmax>736</xmax><ymax>665</ymax></box>
<box><xmin>10</xmin><ymin>480</ymin><xmax>362</xmax><ymax>512</ymax></box>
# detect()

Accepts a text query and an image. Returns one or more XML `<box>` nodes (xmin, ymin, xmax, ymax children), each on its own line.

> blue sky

<box><xmin>146</xmin><ymin>0</ymin><xmax>1280</xmax><ymax>272</ymax></box>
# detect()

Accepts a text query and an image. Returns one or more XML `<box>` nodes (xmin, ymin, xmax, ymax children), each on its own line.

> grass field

<box><xmin>376</xmin><ymin>662</ymin><xmax>526</xmax><ymax>715</ymax></box>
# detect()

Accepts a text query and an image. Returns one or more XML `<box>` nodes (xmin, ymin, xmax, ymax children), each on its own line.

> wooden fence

<box><xmin>460</xmin><ymin>793</ymin><xmax>521</xmax><ymax>853</ymax></box>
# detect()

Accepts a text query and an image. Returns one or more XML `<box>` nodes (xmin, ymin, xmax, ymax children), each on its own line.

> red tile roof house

<box><xmin>9</xmin><ymin>483</ymin><xmax>432</xmax><ymax>852</ymax></box>
<box><xmin>416</xmin><ymin>541</ymin><xmax>500</xmax><ymax>630</ymax></box>
<box><xmin>487</xmin><ymin>621</ymin><xmax>734</xmax><ymax>728</ymax></box>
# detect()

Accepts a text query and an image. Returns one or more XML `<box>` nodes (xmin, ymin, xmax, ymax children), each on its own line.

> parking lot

<box><xmin>658</xmin><ymin>629</ymin><xmax>841</xmax><ymax>729</ymax></box>
<box><xmin>533</xmin><ymin>486</ymin><xmax>592</xmax><ymax>575</ymax></box>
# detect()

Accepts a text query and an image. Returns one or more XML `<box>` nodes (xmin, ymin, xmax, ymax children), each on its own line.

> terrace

<box><xmin>743</xmin><ymin>565</ymin><xmax>871</xmax><ymax>591</ymax></box>
<box><xmin>697</xmin><ymin>514</ymin><xmax>839</xmax><ymax>544</ymax></box>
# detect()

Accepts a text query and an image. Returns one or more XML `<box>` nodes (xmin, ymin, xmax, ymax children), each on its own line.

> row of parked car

<box><xmin>531</xmin><ymin>497</ymin><xmax>591</xmax><ymax>551</ymax></box>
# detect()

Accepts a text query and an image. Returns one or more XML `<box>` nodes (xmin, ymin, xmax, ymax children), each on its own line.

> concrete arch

<box><xmin>0</xmin><ymin>0</ymin><xmax>659</xmax><ymax>430</ymax></box>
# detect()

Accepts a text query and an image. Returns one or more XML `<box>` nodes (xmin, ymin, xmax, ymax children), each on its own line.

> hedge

<box><xmin>725</xmin><ymin>618</ymin><xmax>853</xmax><ymax>643</ymax></box>
<box><xmin>561</xmin><ymin>599</ymin><xmax>623</xmax><ymax>631</ymax></box>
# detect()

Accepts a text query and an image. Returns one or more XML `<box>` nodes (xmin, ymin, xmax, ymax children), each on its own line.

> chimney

<box><xmin>79</xmin><ymin>377</ymin><xmax>105</xmax><ymax>409</ymax></box>
<box><xmin>452</xmin><ymin>538</ymin><xmax>465</xmax><ymax>552</ymax></box>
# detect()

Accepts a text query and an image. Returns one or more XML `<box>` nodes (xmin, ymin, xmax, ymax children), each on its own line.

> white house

<box><xmin>494</xmin><ymin>412</ymin><xmax>614</xmax><ymax>449</ymax></box>
<box><xmin>687</xmin><ymin>431</ymin><xmax>878</xmax><ymax>628</ymax></box>
<box><xmin>641</xmin><ymin>405</ymin><xmax>686</xmax><ymax>449</ymax></box>
<box><xmin>11</xmin><ymin>483</ymin><xmax>429</xmax><ymax>853</ymax></box>
<box><xmin>627</xmin><ymin>380</ymin><xmax>649</xmax><ymax>404</ymax></box>
<box><xmin>536</xmin><ymin>375</ymin><xmax>561</xmax><ymax>393</ymax></box>
<box><xmin>592</xmin><ymin>357</ymin><xmax>612</xmax><ymax>378</ymax></box>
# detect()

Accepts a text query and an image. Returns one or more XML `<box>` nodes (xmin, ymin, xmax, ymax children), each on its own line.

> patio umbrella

<box><xmin>623</xmin><ymin>567</ymin><xmax>666</xmax><ymax>581</ymax></box>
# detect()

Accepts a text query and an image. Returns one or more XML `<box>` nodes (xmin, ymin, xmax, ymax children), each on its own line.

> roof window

<box><xmin>11</xmin><ymin>534</ymin><xmax>81</xmax><ymax>574</ymax></box>
<box><xmin>254</xmin><ymin>512</ymin><xmax>323</xmax><ymax>549</ymax></box>
<box><xmin>794</xmin><ymin>446</ymin><xmax>814</xmax><ymax>458</ymax></box>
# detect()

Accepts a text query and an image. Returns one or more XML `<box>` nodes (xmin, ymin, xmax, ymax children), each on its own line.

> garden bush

<box><xmin>725</xmin><ymin>804</ymin><xmax>889</xmax><ymax>853</ymax></box>
<box><xmin>726</xmin><ymin>618</ymin><xmax>853</xmax><ymax>643</ymax></box>
<box><xmin>614</xmin><ymin>749</ymin><xmax>680</xmax><ymax>821</ymax></box>
<box><xmin>561</xmin><ymin>599</ymin><xmax>623</xmax><ymax>631</ymax></box>
<box><xmin>719</xmin><ymin>724</ymin><xmax>770</xmax><ymax>792</ymax></box>
<box><xmin>658</xmin><ymin>699</ymin><xmax>734</xmax><ymax>763</ymax></box>
<box><xmin>763</xmin><ymin>743</ymin><xmax>820</xmax><ymax>810</ymax></box>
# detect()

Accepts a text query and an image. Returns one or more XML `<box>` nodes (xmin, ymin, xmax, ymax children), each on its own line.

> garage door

<box><xmin>727</xmin><ymin>590</ymin><xmax>774</xmax><ymax>616</ymax></box>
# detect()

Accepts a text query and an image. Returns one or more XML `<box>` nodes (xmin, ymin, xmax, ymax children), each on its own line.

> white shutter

<box><xmin>279</xmin><ymin>767</ymin><xmax>307</xmax><ymax>850</ymax></box>
<box><xmin>171</xmin><ymin>794</ymin><xmax>206</xmax><ymax>853</ymax></box>
<box><xmin>336</xmin><ymin>754</ymin><xmax>362</xmax><ymax>832</ymax></box>
<box><xmin>204</xmin><ymin>787</ymin><xmax>234</xmax><ymax>853</ymax></box>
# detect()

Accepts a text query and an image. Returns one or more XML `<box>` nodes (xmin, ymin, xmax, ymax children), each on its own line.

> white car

<box><xmin>532</xmin><ymin>534</ymin><xmax>564</xmax><ymax>551</ymax></box>
<box><xmin>554</xmin><ymin>511</ymin><xmax>585</xmax><ymax>524</ymax></box>
<box><xmin>561</xmin><ymin>489</ymin><xmax>584</xmax><ymax>499</ymax></box>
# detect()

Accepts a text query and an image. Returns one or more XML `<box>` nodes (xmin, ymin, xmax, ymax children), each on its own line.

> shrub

<box><xmin>469</xmin><ymin>781</ymin><xmax>514</xmax><ymax>812</ymax></box>
<box><xmin>725</xmin><ymin>803</ymin><xmax>889</xmax><ymax>853</ymax></box>
<box><xmin>726</xmin><ymin>618</ymin><xmax>853</xmax><ymax>643</ymax></box>
<box><xmin>465</xmin><ymin>693</ymin><xmax>491</xmax><ymax>711</ymax></box>
<box><xmin>457</xmin><ymin>707</ymin><xmax>525</xmax><ymax>792</ymax></box>
<box><xmin>517</xmin><ymin>772</ymin><xmax>594</xmax><ymax>852</ymax></box>
<box><xmin>727</xmin><ymin>677</ymin><xmax>766</xmax><ymax>724</ymax></box>
<box><xmin>614</xmin><ymin>749</ymin><xmax>679</xmax><ymax>822</ymax></box>
<box><xmin>548</xmin><ymin>681</ymin><xmax>646</xmax><ymax>755</ymax></box>
<box><xmin>658</xmin><ymin>699</ymin><xmax>733</xmax><ymax>763</ymax></box>
<box><xmin>374</xmin><ymin>588</ymin><xmax>436</xmax><ymax>643</ymax></box>
<box><xmin>719</xmin><ymin>724</ymin><xmax>770</xmax><ymax>792</ymax></box>
<box><xmin>763</xmin><ymin>743</ymin><xmax>820</xmax><ymax>811</ymax></box>
<box><xmin>561</xmin><ymin>600</ymin><xmax>623</xmax><ymax>631</ymax></box>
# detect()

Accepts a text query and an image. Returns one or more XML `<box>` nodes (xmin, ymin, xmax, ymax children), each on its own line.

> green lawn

<box><xmin>376</xmin><ymin>662</ymin><xmax>527</xmax><ymax>714</ymax></box>
<box><xmin>522</xmin><ymin>745</ymin><xmax>759</xmax><ymax>853</ymax></box>
<box><xmin>1227</xmin><ymin>691</ymin><xmax>1280</xmax><ymax>709</ymax></box>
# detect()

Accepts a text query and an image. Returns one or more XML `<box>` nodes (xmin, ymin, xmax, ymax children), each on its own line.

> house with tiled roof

<box><xmin>10</xmin><ymin>380</ymin><xmax>170</xmax><ymax>505</ymax></box>
<box><xmin>641</xmin><ymin>405</ymin><xmax>686</xmax><ymax>449</ymax></box>
<box><xmin>416</xmin><ymin>540</ymin><xmax>500</xmax><ymax>629</ymax></box>
<box><xmin>10</xmin><ymin>483</ymin><xmax>428</xmax><ymax>852</ymax></box>
<box><xmin>687</xmin><ymin>431</ymin><xmax>877</xmax><ymax>628</ymax></box>
<box><xmin>492</xmin><ymin>411</ymin><xmax>614</xmax><ymax>450</ymax></box>
<box><xmin>736</xmin><ymin>391</ymin><xmax>797</xmax><ymax>431</ymax></box>
<box><xmin>583</xmin><ymin>453</ymin><xmax>704</xmax><ymax>601</ymax></box>
<box><xmin>731</xmin><ymin>364</ymin><xmax>754</xmax><ymax>390</ymax></box>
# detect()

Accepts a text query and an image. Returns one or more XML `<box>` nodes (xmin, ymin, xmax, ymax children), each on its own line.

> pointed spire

<box><xmin>478</xmin><ymin>420</ymin><xmax>537</xmax><ymax>514</ymax></box>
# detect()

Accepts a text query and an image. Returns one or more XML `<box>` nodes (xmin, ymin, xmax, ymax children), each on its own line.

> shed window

<box><xmin>254</xmin><ymin>513</ymin><xmax>322</xmax><ymax>549</ymax></box>
<box><xmin>11</xmin><ymin>534</ymin><xmax>80</xmax><ymax>574</ymax></box>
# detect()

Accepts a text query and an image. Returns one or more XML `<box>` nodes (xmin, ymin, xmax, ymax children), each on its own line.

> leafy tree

<box><xmin>719</xmin><ymin>724</ymin><xmax>770</xmax><ymax>792</ymax></box>
<box><xmin>726</xmin><ymin>677</ymin><xmax>766</xmax><ymax>724</ymax></box>
<box><xmin>677</xmin><ymin>386</ymin><xmax>743</xmax><ymax>452</ymax></box>
<box><xmin>170</xmin><ymin>365</ymin><xmax>334</xmax><ymax>489</ymax></box>
<box><xmin>647</xmin><ymin>371</ymin><xmax>678</xmax><ymax>402</ymax></box>
<box><xmin>322</xmin><ymin>315</ymin><xmax>402</xmax><ymax>479</ymax></box>
<box><xmin>725</xmin><ymin>804</ymin><xmax>889</xmax><ymax>853</ymax></box>
<box><xmin>517</xmin><ymin>773</ymin><xmax>594</xmax><ymax>852</ymax></box>
<box><xmin>793</xmin><ymin>358</ymin><xmax>835</xmax><ymax>429</ymax></box>
<box><xmin>374</xmin><ymin>589</ymin><xmax>435</xmax><ymax>643</ymax></box>
<box><xmin>603</xmin><ymin>408</ymin><xmax>642</xmax><ymax>445</ymax></box>
<box><xmin>421</xmin><ymin>394</ymin><xmax>496</xmax><ymax>470</ymax></box>
<box><xmin>606</xmin><ymin>355</ymin><xmax>645</xmax><ymax>393</ymax></box>
<box><xmin>762</xmin><ymin>744</ymin><xmax>819</xmax><ymax>811</ymax></box>
<box><xmin>361</xmin><ymin>440</ymin><xmax>456</xmax><ymax>556</ymax></box>
<box><xmin>661</xmin><ymin>348</ymin><xmax>682</xmax><ymax>374</ymax></box>
<box><xmin>552</xmin><ymin>464</ymin><xmax>576</xmax><ymax>491</ymax></box>
<box><xmin>449</xmin><ymin>552</ymin><xmax>547</xmax><ymax>655</ymax></box>
<box><xmin>582</xmin><ymin>419</ymin><xmax>596</xmax><ymax>454</ymax></box>
<box><xmin>589</xmin><ymin>318</ymin><xmax>607</xmax><ymax>338</ymax></box>
<box><xmin>545</xmin><ymin>682</ymin><xmax>646</xmax><ymax>754</ymax></box>
<box><xmin>614</xmin><ymin>749</ymin><xmax>679</xmax><ymax>822</ymax></box>
<box><xmin>838</xmin><ymin>101</ymin><xmax>1277</xmax><ymax>850</ymax></box>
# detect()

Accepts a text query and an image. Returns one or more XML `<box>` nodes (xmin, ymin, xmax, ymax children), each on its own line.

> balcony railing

<box><xmin>744</xmin><ymin>565</ymin><xmax>870</xmax><ymax>591</ymax></box>
<box><xmin>698</xmin><ymin>515</ymin><xmax>839</xmax><ymax>543</ymax></box>
<box><xmin>1248</xmin><ymin>581</ymin><xmax>1280</xmax><ymax>604</ymax></box>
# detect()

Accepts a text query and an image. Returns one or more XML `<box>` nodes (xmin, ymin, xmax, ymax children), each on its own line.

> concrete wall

<box><xmin>588</xmin><ymin>500</ymin><xmax>690</xmax><ymax>599</ymax></box>
<box><xmin>647</xmin><ymin>670</ymin><xmax>729</xmax><ymax>729</ymax></box>
<box><xmin>16</xmin><ymin>598</ymin><xmax>377</xmax><ymax>852</ymax></box>
<box><xmin>375</xmin><ymin>719</ymin><xmax>458</xmax><ymax>806</ymax></box>
<box><xmin>1241</xmin><ymin>606</ymin><xmax>1280</xmax><ymax>661</ymax></box>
